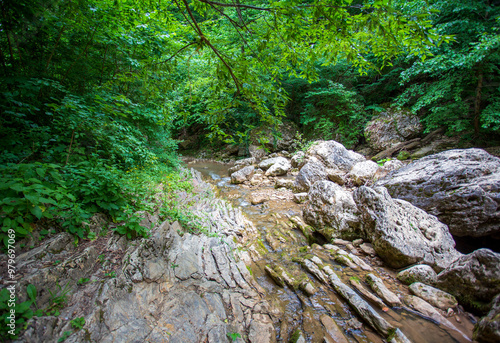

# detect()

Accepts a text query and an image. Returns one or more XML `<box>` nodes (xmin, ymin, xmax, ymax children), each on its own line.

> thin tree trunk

<box><xmin>62</xmin><ymin>28</ymin><xmax>96</xmax><ymax>82</ymax></box>
<box><xmin>474</xmin><ymin>67</ymin><xmax>484</xmax><ymax>135</ymax></box>
<box><xmin>45</xmin><ymin>26</ymin><xmax>65</xmax><ymax>73</ymax></box>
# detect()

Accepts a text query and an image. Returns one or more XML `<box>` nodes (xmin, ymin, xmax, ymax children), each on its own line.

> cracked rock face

<box><xmin>436</xmin><ymin>248</ymin><xmax>500</xmax><ymax>314</ymax></box>
<box><xmin>16</xmin><ymin>170</ymin><xmax>275</xmax><ymax>343</ymax></box>
<box><xmin>305</xmin><ymin>140</ymin><xmax>365</xmax><ymax>172</ymax></box>
<box><xmin>375</xmin><ymin>148</ymin><xmax>500</xmax><ymax>238</ymax></box>
<box><xmin>303</xmin><ymin>180</ymin><xmax>361</xmax><ymax>240</ymax></box>
<box><xmin>364</xmin><ymin>109</ymin><xmax>423</xmax><ymax>151</ymax></box>
<box><xmin>354</xmin><ymin>186</ymin><xmax>461</xmax><ymax>272</ymax></box>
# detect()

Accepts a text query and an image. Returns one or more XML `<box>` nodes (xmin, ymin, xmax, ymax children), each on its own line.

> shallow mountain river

<box><xmin>186</xmin><ymin>159</ymin><xmax>475</xmax><ymax>343</ymax></box>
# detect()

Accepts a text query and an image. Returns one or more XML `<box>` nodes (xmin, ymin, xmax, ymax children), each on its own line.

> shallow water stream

<box><xmin>186</xmin><ymin>159</ymin><xmax>475</xmax><ymax>343</ymax></box>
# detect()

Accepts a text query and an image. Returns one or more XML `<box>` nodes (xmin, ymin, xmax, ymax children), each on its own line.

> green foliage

<box><xmin>70</xmin><ymin>317</ymin><xmax>85</xmax><ymax>330</ymax></box>
<box><xmin>298</xmin><ymin>82</ymin><xmax>369</xmax><ymax>148</ymax></box>
<box><xmin>395</xmin><ymin>0</ymin><xmax>500</xmax><ymax>136</ymax></box>
<box><xmin>0</xmin><ymin>288</ymin><xmax>34</xmax><ymax>340</ymax></box>
<box><xmin>227</xmin><ymin>332</ymin><xmax>242</xmax><ymax>341</ymax></box>
<box><xmin>58</xmin><ymin>331</ymin><xmax>72</xmax><ymax>343</ymax></box>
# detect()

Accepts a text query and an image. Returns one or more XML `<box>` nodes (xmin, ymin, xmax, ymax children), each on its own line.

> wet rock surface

<box><xmin>375</xmin><ymin>148</ymin><xmax>500</xmax><ymax>238</ymax></box>
<box><xmin>7</xmin><ymin>149</ymin><xmax>484</xmax><ymax>343</ymax></box>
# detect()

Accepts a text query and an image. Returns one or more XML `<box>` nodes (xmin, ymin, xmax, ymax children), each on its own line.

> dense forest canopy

<box><xmin>0</xmin><ymin>0</ymin><xmax>499</xmax><ymax>251</ymax></box>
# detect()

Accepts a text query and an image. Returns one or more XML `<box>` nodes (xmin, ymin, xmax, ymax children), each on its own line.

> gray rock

<box><xmin>293</xmin><ymin>158</ymin><xmax>327</xmax><ymax>192</ymax></box>
<box><xmin>249</xmin><ymin>145</ymin><xmax>266</xmax><ymax>159</ymax></box>
<box><xmin>325</xmin><ymin>270</ymin><xmax>408</xmax><ymax>341</ymax></box>
<box><xmin>265</xmin><ymin>158</ymin><xmax>291</xmax><ymax>176</ymax></box>
<box><xmin>293</xmin><ymin>192</ymin><xmax>308</xmax><ymax>204</ymax></box>
<box><xmin>403</xmin><ymin>295</ymin><xmax>471</xmax><ymax>342</ymax></box>
<box><xmin>397</xmin><ymin>264</ymin><xmax>437</xmax><ymax>286</ymax></box>
<box><xmin>251</xmin><ymin>193</ymin><xmax>268</xmax><ymax>205</ymax></box>
<box><xmin>409</xmin><ymin>282</ymin><xmax>458</xmax><ymax>311</ymax></box>
<box><xmin>320</xmin><ymin>314</ymin><xmax>349</xmax><ymax>343</ymax></box>
<box><xmin>259</xmin><ymin>156</ymin><xmax>287</xmax><ymax>170</ymax></box>
<box><xmin>231</xmin><ymin>165</ymin><xmax>255</xmax><ymax>184</ymax></box>
<box><xmin>228</xmin><ymin>157</ymin><xmax>256</xmax><ymax>175</ymax></box>
<box><xmin>364</xmin><ymin>109</ymin><xmax>422</xmax><ymax>151</ymax></box>
<box><xmin>375</xmin><ymin>148</ymin><xmax>500</xmax><ymax>237</ymax></box>
<box><xmin>366</xmin><ymin>273</ymin><xmax>402</xmax><ymax>307</ymax></box>
<box><xmin>436</xmin><ymin>248</ymin><xmax>500</xmax><ymax>313</ymax></box>
<box><xmin>383</xmin><ymin>159</ymin><xmax>404</xmax><ymax>171</ymax></box>
<box><xmin>474</xmin><ymin>294</ymin><xmax>500</xmax><ymax>343</ymax></box>
<box><xmin>306</xmin><ymin>140</ymin><xmax>365</xmax><ymax>172</ymax></box>
<box><xmin>354</xmin><ymin>186</ymin><xmax>461</xmax><ymax>271</ymax></box>
<box><xmin>291</xmin><ymin>151</ymin><xmax>306</xmax><ymax>169</ymax></box>
<box><xmin>275</xmin><ymin>178</ymin><xmax>294</xmax><ymax>189</ymax></box>
<box><xmin>304</xmin><ymin>181</ymin><xmax>361</xmax><ymax>240</ymax></box>
<box><xmin>359</xmin><ymin>243</ymin><xmax>376</xmax><ymax>256</ymax></box>
<box><xmin>347</xmin><ymin>160</ymin><xmax>382</xmax><ymax>186</ymax></box>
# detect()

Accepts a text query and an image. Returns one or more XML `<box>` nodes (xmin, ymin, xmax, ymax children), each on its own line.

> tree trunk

<box><xmin>474</xmin><ymin>67</ymin><xmax>484</xmax><ymax>135</ymax></box>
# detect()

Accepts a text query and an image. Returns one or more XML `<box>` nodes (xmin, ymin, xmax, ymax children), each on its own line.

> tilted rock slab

<box><xmin>303</xmin><ymin>181</ymin><xmax>361</xmax><ymax>240</ymax></box>
<box><xmin>354</xmin><ymin>186</ymin><xmax>461</xmax><ymax>272</ymax></box>
<box><xmin>17</xmin><ymin>169</ymin><xmax>276</xmax><ymax>343</ymax></box>
<box><xmin>409</xmin><ymin>282</ymin><xmax>458</xmax><ymax>311</ymax></box>
<box><xmin>375</xmin><ymin>148</ymin><xmax>500</xmax><ymax>238</ymax></box>
<box><xmin>436</xmin><ymin>248</ymin><xmax>500</xmax><ymax>314</ymax></box>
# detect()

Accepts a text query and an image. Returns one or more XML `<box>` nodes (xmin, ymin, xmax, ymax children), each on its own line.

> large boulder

<box><xmin>376</xmin><ymin>149</ymin><xmax>500</xmax><ymax>238</ymax></box>
<box><xmin>303</xmin><ymin>181</ymin><xmax>361</xmax><ymax>240</ymax></box>
<box><xmin>354</xmin><ymin>186</ymin><xmax>461</xmax><ymax>271</ymax></box>
<box><xmin>293</xmin><ymin>158</ymin><xmax>327</xmax><ymax>192</ymax></box>
<box><xmin>436</xmin><ymin>248</ymin><xmax>500</xmax><ymax>314</ymax></box>
<box><xmin>364</xmin><ymin>108</ymin><xmax>422</xmax><ymax>151</ymax></box>
<box><xmin>305</xmin><ymin>140</ymin><xmax>365</xmax><ymax>172</ymax></box>
<box><xmin>474</xmin><ymin>294</ymin><xmax>500</xmax><ymax>343</ymax></box>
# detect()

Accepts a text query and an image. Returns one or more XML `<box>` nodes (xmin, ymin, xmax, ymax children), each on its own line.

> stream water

<box><xmin>185</xmin><ymin>159</ymin><xmax>475</xmax><ymax>343</ymax></box>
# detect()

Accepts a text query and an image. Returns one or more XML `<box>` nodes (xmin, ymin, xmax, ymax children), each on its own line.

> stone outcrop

<box><xmin>436</xmin><ymin>248</ymin><xmax>500</xmax><ymax>314</ymax></box>
<box><xmin>376</xmin><ymin>149</ymin><xmax>500</xmax><ymax>238</ymax></box>
<box><xmin>364</xmin><ymin>109</ymin><xmax>422</xmax><ymax>151</ymax></box>
<box><xmin>16</xmin><ymin>170</ymin><xmax>276</xmax><ymax>343</ymax></box>
<box><xmin>303</xmin><ymin>181</ymin><xmax>361</xmax><ymax>240</ymax></box>
<box><xmin>354</xmin><ymin>186</ymin><xmax>461</xmax><ymax>271</ymax></box>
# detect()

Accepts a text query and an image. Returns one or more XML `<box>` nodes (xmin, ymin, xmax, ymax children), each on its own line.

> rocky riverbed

<box><xmin>5</xmin><ymin>140</ymin><xmax>500</xmax><ymax>342</ymax></box>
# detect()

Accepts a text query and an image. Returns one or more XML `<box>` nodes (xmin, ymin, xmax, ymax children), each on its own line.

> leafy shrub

<box><xmin>300</xmin><ymin>82</ymin><xmax>369</xmax><ymax>148</ymax></box>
